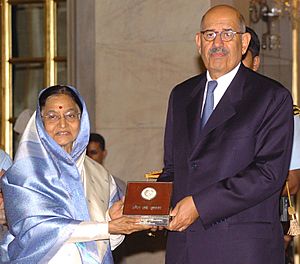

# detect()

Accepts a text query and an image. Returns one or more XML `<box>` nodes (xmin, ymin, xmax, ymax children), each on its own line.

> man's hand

<box><xmin>108</xmin><ymin>216</ymin><xmax>152</xmax><ymax>235</ymax></box>
<box><xmin>108</xmin><ymin>199</ymin><xmax>124</xmax><ymax>220</ymax></box>
<box><xmin>282</xmin><ymin>169</ymin><xmax>300</xmax><ymax>196</ymax></box>
<box><xmin>167</xmin><ymin>196</ymin><xmax>199</xmax><ymax>232</ymax></box>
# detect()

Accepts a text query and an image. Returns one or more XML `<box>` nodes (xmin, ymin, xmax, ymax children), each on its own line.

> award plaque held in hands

<box><xmin>123</xmin><ymin>181</ymin><xmax>173</xmax><ymax>226</ymax></box>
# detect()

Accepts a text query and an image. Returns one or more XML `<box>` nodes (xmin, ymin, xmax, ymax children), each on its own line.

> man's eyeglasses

<box><xmin>42</xmin><ymin>111</ymin><xmax>81</xmax><ymax>123</ymax></box>
<box><xmin>201</xmin><ymin>30</ymin><xmax>244</xmax><ymax>42</ymax></box>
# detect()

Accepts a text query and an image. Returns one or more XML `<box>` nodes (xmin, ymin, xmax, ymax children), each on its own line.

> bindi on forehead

<box><xmin>44</xmin><ymin>94</ymin><xmax>80</xmax><ymax>113</ymax></box>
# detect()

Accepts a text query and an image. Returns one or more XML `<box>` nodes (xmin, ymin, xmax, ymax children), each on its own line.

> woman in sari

<box><xmin>1</xmin><ymin>85</ymin><xmax>150</xmax><ymax>263</ymax></box>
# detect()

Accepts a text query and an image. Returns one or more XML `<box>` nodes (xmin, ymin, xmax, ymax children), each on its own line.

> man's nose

<box><xmin>213</xmin><ymin>33</ymin><xmax>224</xmax><ymax>46</ymax></box>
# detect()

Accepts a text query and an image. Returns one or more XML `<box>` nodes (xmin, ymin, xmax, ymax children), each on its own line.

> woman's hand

<box><xmin>108</xmin><ymin>216</ymin><xmax>152</xmax><ymax>235</ymax></box>
<box><xmin>109</xmin><ymin>199</ymin><xmax>124</xmax><ymax>220</ymax></box>
<box><xmin>0</xmin><ymin>192</ymin><xmax>6</xmax><ymax>225</ymax></box>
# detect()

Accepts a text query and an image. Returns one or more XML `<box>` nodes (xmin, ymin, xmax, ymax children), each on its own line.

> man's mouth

<box><xmin>211</xmin><ymin>52</ymin><xmax>226</xmax><ymax>57</ymax></box>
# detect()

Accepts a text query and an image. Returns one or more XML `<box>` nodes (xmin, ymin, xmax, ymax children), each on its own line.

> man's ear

<box><xmin>241</xmin><ymin>32</ymin><xmax>251</xmax><ymax>55</ymax></box>
<box><xmin>252</xmin><ymin>56</ymin><xmax>260</xmax><ymax>72</ymax></box>
<box><xmin>103</xmin><ymin>149</ymin><xmax>108</xmax><ymax>159</ymax></box>
<box><xmin>195</xmin><ymin>32</ymin><xmax>202</xmax><ymax>54</ymax></box>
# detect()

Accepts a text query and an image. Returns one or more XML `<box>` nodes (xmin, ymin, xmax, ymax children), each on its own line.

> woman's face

<box><xmin>42</xmin><ymin>94</ymin><xmax>81</xmax><ymax>153</ymax></box>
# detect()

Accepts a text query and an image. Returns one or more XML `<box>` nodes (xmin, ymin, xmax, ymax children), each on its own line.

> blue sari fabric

<box><xmin>1</xmin><ymin>86</ymin><xmax>100</xmax><ymax>263</ymax></box>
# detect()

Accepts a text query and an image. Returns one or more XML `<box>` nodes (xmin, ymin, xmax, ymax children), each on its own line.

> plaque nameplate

<box><xmin>123</xmin><ymin>181</ymin><xmax>173</xmax><ymax>226</ymax></box>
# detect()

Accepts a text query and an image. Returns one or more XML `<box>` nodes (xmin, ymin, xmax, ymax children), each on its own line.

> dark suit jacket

<box><xmin>158</xmin><ymin>64</ymin><xmax>294</xmax><ymax>264</ymax></box>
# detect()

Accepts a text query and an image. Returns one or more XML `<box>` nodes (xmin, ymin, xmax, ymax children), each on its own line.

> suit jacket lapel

<box><xmin>186</xmin><ymin>77</ymin><xmax>206</xmax><ymax>149</ymax></box>
<box><xmin>189</xmin><ymin>65</ymin><xmax>246</xmax><ymax>159</ymax></box>
<box><xmin>200</xmin><ymin>93</ymin><xmax>236</xmax><ymax>137</ymax></box>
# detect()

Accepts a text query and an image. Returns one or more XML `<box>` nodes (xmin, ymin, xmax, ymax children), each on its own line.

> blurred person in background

<box><xmin>87</xmin><ymin>133</ymin><xmax>126</xmax><ymax>195</ymax></box>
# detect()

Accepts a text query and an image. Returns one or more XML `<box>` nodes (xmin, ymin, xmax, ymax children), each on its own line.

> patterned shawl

<box><xmin>1</xmin><ymin>86</ymin><xmax>101</xmax><ymax>263</ymax></box>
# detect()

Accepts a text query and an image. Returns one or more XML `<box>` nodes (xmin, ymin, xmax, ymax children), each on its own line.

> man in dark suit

<box><xmin>158</xmin><ymin>5</ymin><xmax>294</xmax><ymax>264</ymax></box>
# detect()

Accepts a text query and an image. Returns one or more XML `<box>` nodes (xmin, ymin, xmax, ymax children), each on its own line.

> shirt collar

<box><xmin>206</xmin><ymin>62</ymin><xmax>241</xmax><ymax>85</ymax></box>
<box><xmin>204</xmin><ymin>63</ymin><xmax>241</xmax><ymax>109</ymax></box>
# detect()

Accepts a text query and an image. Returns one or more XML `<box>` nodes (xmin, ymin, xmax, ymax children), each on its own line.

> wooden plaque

<box><xmin>123</xmin><ymin>181</ymin><xmax>173</xmax><ymax>226</ymax></box>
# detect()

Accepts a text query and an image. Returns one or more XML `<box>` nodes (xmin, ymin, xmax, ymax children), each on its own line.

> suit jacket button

<box><xmin>191</xmin><ymin>162</ymin><xmax>198</xmax><ymax>169</ymax></box>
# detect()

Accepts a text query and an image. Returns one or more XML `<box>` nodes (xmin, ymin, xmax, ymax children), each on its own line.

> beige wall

<box><xmin>69</xmin><ymin>0</ymin><xmax>96</xmax><ymax>131</ymax></box>
<box><xmin>93</xmin><ymin>1</ymin><xmax>210</xmax><ymax>263</ymax></box>
<box><xmin>248</xmin><ymin>0</ymin><xmax>293</xmax><ymax>93</ymax></box>
<box><xmin>94</xmin><ymin>1</ymin><xmax>209</xmax><ymax>181</ymax></box>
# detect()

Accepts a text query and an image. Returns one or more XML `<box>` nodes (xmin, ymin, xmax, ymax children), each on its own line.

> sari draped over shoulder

<box><xmin>1</xmin><ymin>86</ymin><xmax>102</xmax><ymax>263</ymax></box>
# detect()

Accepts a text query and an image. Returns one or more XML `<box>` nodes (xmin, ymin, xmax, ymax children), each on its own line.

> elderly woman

<box><xmin>1</xmin><ymin>85</ymin><xmax>150</xmax><ymax>263</ymax></box>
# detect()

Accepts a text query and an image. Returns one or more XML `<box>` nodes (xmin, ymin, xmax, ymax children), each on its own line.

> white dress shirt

<box><xmin>201</xmin><ymin>63</ymin><xmax>241</xmax><ymax>115</ymax></box>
